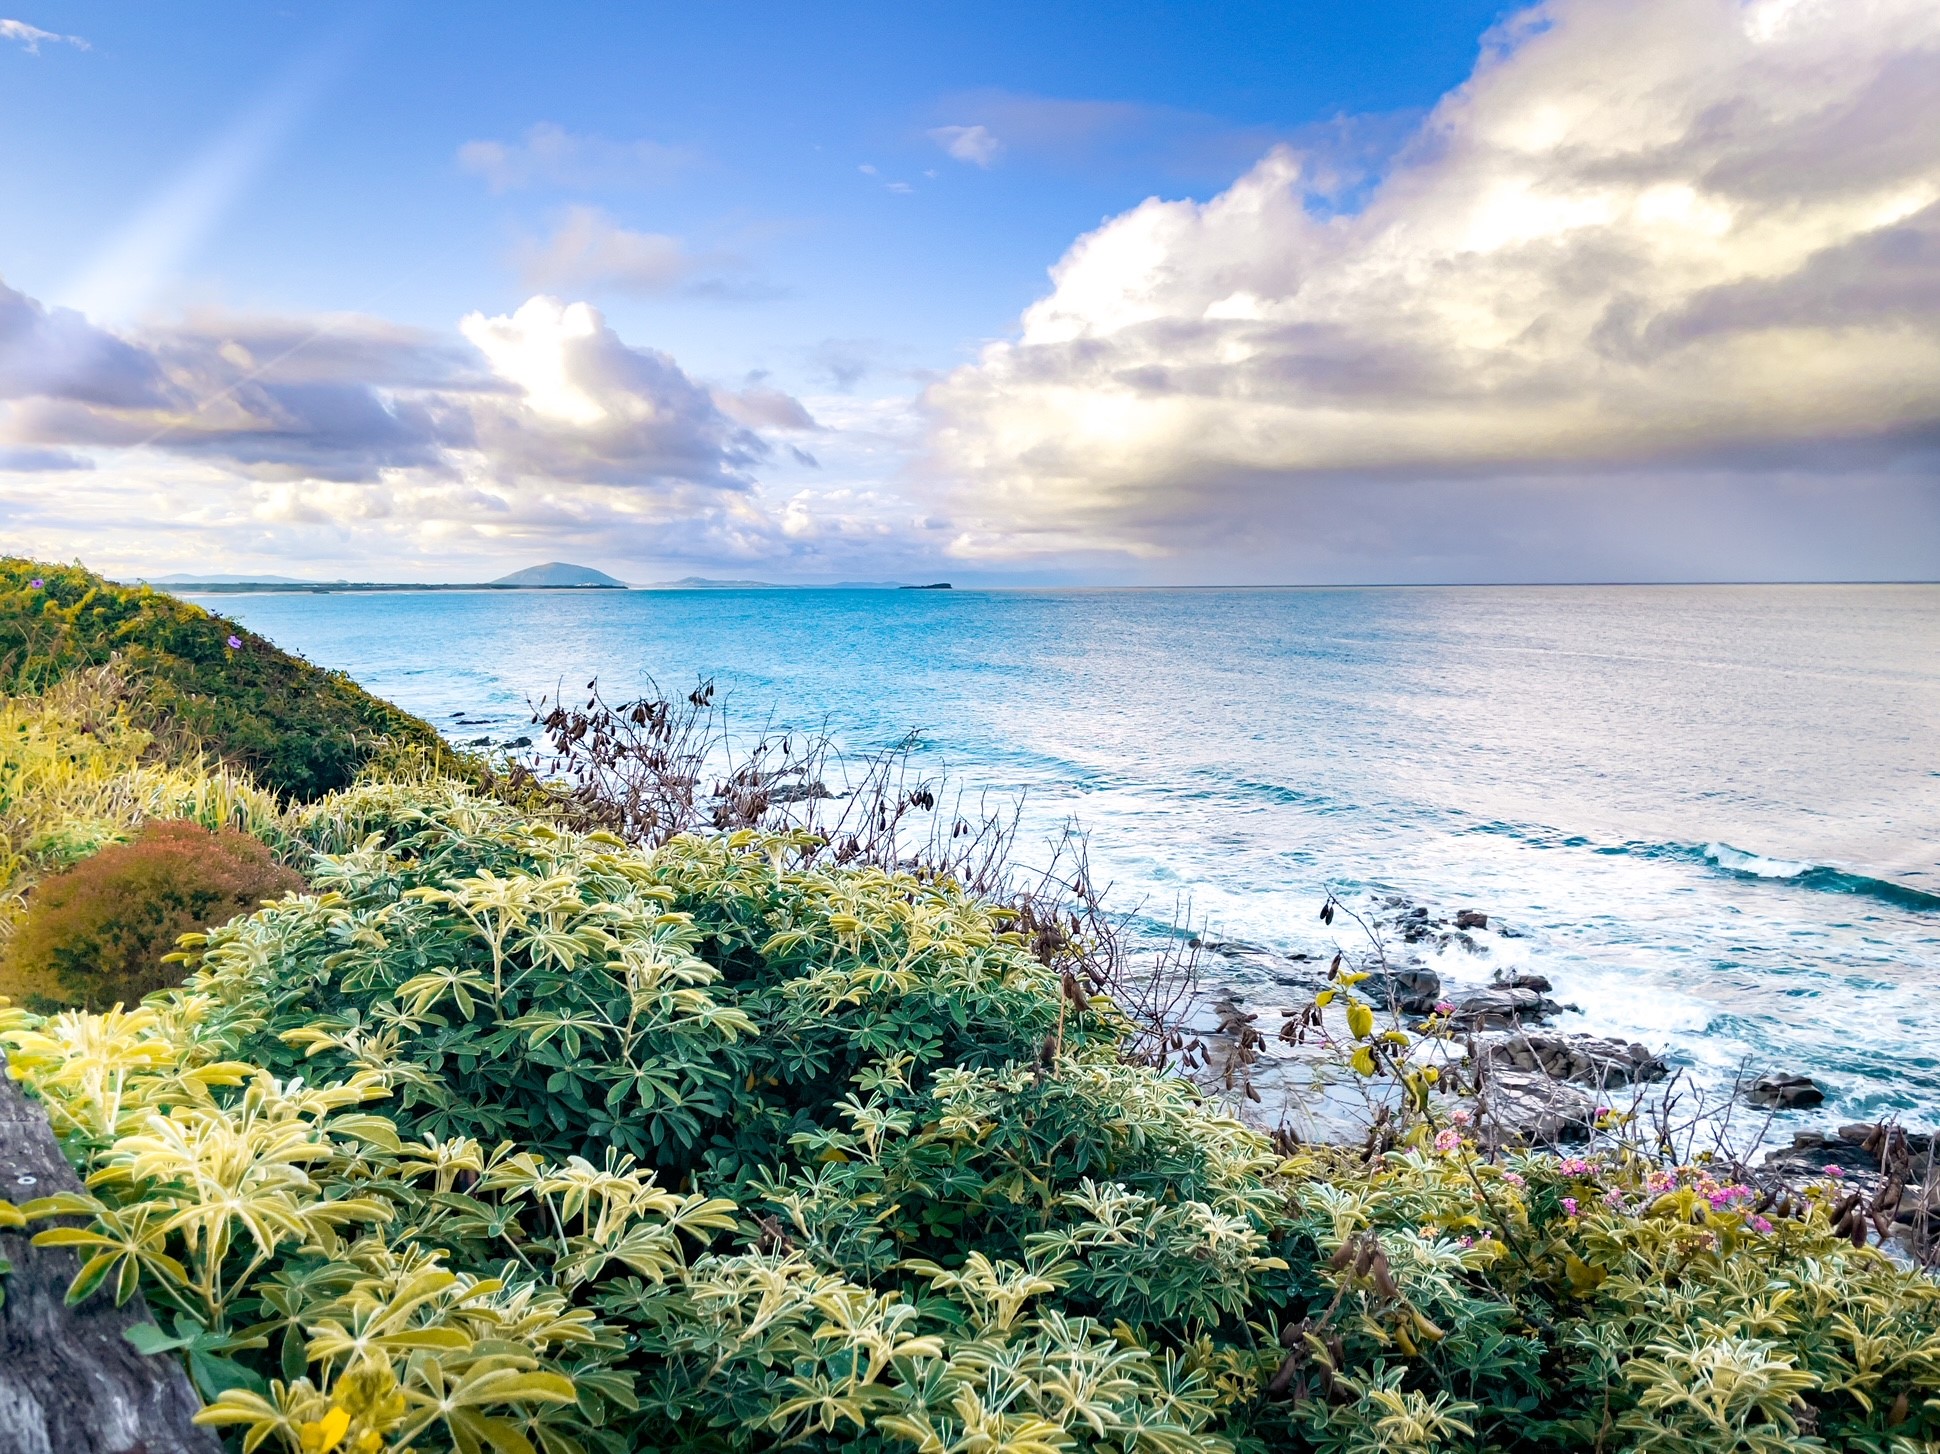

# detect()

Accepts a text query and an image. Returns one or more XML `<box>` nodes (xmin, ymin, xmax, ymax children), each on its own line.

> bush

<box><xmin>0</xmin><ymin>559</ymin><xmax>451</xmax><ymax>801</ymax></box>
<box><xmin>3</xmin><ymin>818</ymin><xmax>303</xmax><ymax>1008</ymax></box>
<box><xmin>2</xmin><ymin>778</ymin><xmax>1937</xmax><ymax>1454</ymax></box>
<box><xmin>0</xmin><ymin>666</ymin><xmax>288</xmax><ymax>938</ymax></box>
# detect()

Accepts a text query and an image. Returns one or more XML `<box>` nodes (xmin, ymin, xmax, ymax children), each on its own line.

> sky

<box><xmin>0</xmin><ymin>0</ymin><xmax>1936</xmax><ymax>585</ymax></box>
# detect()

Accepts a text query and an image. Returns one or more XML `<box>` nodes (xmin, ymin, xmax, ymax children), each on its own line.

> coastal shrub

<box><xmin>0</xmin><ymin>666</ymin><xmax>286</xmax><ymax>941</ymax></box>
<box><xmin>0</xmin><ymin>558</ymin><xmax>451</xmax><ymax>800</ymax></box>
<box><xmin>1</xmin><ymin>776</ymin><xmax>1937</xmax><ymax>1454</ymax></box>
<box><xmin>4</xmin><ymin>817</ymin><xmax>304</xmax><ymax>1009</ymax></box>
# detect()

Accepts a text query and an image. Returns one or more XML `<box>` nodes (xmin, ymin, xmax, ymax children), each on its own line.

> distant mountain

<box><xmin>647</xmin><ymin>576</ymin><xmax>785</xmax><ymax>589</ymax></box>
<box><xmin>144</xmin><ymin>572</ymin><xmax>324</xmax><ymax>585</ymax></box>
<box><xmin>488</xmin><ymin>562</ymin><xmax>628</xmax><ymax>588</ymax></box>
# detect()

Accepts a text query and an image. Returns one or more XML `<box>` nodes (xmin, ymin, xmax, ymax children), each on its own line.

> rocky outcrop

<box><xmin>0</xmin><ymin>1056</ymin><xmax>219</xmax><ymax>1454</ymax></box>
<box><xmin>1746</xmin><ymin>1073</ymin><xmax>1826</xmax><ymax>1109</ymax></box>
<box><xmin>1476</xmin><ymin>1033</ymin><xmax>1666</xmax><ymax>1088</ymax></box>
<box><xmin>1476</xmin><ymin>1068</ymin><xmax>1599</xmax><ymax>1147</ymax></box>
<box><xmin>1444</xmin><ymin>986</ymin><xmax>1559</xmax><ymax>1027</ymax></box>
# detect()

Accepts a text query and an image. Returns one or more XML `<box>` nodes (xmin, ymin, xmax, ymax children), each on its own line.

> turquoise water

<box><xmin>206</xmin><ymin>584</ymin><xmax>1940</xmax><ymax>1124</ymax></box>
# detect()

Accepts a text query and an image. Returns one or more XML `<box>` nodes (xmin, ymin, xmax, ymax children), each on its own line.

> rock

<box><xmin>1477</xmin><ymin>1068</ymin><xmax>1598</xmax><ymax>1146</ymax></box>
<box><xmin>1</xmin><ymin>1053</ymin><xmax>221</xmax><ymax>1454</ymax></box>
<box><xmin>1747</xmin><ymin>1073</ymin><xmax>1826</xmax><ymax>1110</ymax></box>
<box><xmin>1445</xmin><ymin>986</ymin><xmax>1558</xmax><ymax>1027</ymax></box>
<box><xmin>1496</xmin><ymin>971</ymin><xmax>1552</xmax><ymax>993</ymax></box>
<box><xmin>1761</xmin><ymin>1123</ymin><xmax>1934</xmax><ymax>1234</ymax></box>
<box><xmin>1359</xmin><ymin>966</ymin><xmax>1442</xmax><ymax>1016</ymax></box>
<box><xmin>1455</xmin><ymin>909</ymin><xmax>1489</xmax><ymax>930</ymax></box>
<box><xmin>1475</xmin><ymin>1033</ymin><xmax>1667</xmax><ymax>1088</ymax></box>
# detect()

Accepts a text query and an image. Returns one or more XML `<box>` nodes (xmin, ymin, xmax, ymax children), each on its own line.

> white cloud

<box><xmin>925</xmin><ymin>0</ymin><xmax>1940</xmax><ymax>557</ymax></box>
<box><xmin>928</xmin><ymin>124</ymin><xmax>1001</xmax><ymax>168</ymax></box>
<box><xmin>515</xmin><ymin>206</ymin><xmax>705</xmax><ymax>296</ymax></box>
<box><xmin>457</xmin><ymin>122</ymin><xmax>693</xmax><ymax>192</ymax></box>
<box><xmin>1</xmin><ymin>17</ymin><xmax>85</xmax><ymax>52</ymax></box>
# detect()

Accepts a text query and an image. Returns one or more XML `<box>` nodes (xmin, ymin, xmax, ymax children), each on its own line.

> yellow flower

<box><xmin>298</xmin><ymin>1405</ymin><xmax>351</xmax><ymax>1454</ymax></box>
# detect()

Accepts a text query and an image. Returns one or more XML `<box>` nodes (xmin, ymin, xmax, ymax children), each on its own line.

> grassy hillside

<box><xmin>0</xmin><ymin>558</ymin><xmax>449</xmax><ymax>801</ymax></box>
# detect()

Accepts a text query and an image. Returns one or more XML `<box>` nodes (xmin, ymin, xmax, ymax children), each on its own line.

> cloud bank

<box><xmin>926</xmin><ymin>0</ymin><xmax>1940</xmax><ymax>562</ymax></box>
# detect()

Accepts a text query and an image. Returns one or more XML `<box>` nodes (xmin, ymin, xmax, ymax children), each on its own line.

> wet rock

<box><xmin>1761</xmin><ymin>1123</ymin><xmax>1935</xmax><ymax>1232</ymax></box>
<box><xmin>1445</xmin><ymin>986</ymin><xmax>1558</xmax><ymax>1027</ymax></box>
<box><xmin>1359</xmin><ymin>966</ymin><xmax>1442</xmax><ymax>1015</ymax></box>
<box><xmin>1193</xmin><ymin>938</ymin><xmax>1328</xmax><ymax>989</ymax></box>
<box><xmin>1455</xmin><ymin>909</ymin><xmax>1489</xmax><ymax>930</ymax></box>
<box><xmin>1476</xmin><ymin>1033</ymin><xmax>1666</xmax><ymax>1088</ymax></box>
<box><xmin>1477</xmin><ymin>1068</ymin><xmax>1598</xmax><ymax>1146</ymax></box>
<box><xmin>1495</xmin><ymin>971</ymin><xmax>1552</xmax><ymax>993</ymax></box>
<box><xmin>1747</xmin><ymin>1073</ymin><xmax>1826</xmax><ymax>1110</ymax></box>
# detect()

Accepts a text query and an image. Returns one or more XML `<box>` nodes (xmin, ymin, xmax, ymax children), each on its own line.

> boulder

<box><xmin>1455</xmin><ymin>909</ymin><xmax>1489</xmax><ymax>930</ymax></box>
<box><xmin>1747</xmin><ymin>1073</ymin><xmax>1825</xmax><ymax>1110</ymax></box>
<box><xmin>1445</xmin><ymin>986</ymin><xmax>1558</xmax><ymax>1028</ymax></box>
<box><xmin>1475</xmin><ymin>1033</ymin><xmax>1666</xmax><ymax>1088</ymax></box>
<box><xmin>1495</xmin><ymin>971</ymin><xmax>1552</xmax><ymax>993</ymax></box>
<box><xmin>1477</xmin><ymin>1068</ymin><xmax>1598</xmax><ymax>1146</ymax></box>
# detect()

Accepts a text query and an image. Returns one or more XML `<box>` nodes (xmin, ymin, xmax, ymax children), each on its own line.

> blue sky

<box><xmin>0</xmin><ymin>2</ymin><xmax>1501</xmax><ymax>379</ymax></box>
<box><xmin>2</xmin><ymin>0</ymin><xmax>1937</xmax><ymax>583</ymax></box>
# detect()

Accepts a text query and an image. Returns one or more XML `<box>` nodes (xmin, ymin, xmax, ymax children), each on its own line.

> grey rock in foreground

<box><xmin>0</xmin><ymin>1057</ymin><xmax>219</xmax><ymax>1454</ymax></box>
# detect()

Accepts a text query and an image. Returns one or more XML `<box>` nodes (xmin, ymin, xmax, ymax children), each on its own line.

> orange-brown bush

<box><xmin>1</xmin><ymin>818</ymin><xmax>302</xmax><ymax>1009</ymax></box>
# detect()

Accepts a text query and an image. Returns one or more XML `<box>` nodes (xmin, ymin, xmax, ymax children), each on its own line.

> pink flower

<box><xmin>1594</xmin><ymin>1107</ymin><xmax>1611</xmax><ymax>1117</ymax></box>
<box><xmin>227</xmin><ymin>635</ymin><xmax>243</xmax><ymax>649</ymax></box>
<box><xmin>1751</xmin><ymin>1216</ymin><xmax>1774</xmax><ymax>1234</ymax></box>
<box><xmin>1434</xmin><ymin>1000</ymin><xmax>1455</xmax><ymax>1015</ymax></box>
<box><xmin>1603</xmin><ymin>1188</ymin><xmax>1625</xmax><ymax>1207</ymax></box>
<box><xmin>1457</xmin><ymin>1235</ymin><xmax>1473</xmax><ymax>1248</ymax></box>
<box><xmin>1501</xmin><ymin>1171</ymin><xmax>1526</xmax><ymax>1188</ymax></box>
<box><xmin>1451</xmin><ymin>1109</ymin><xmax>1473</xmax><ymax>1126</ymax></box>
<box><xmin>1824</xmin><ymin>1165</ymin><xmax>1845</xmax><ymax>1179</ymax></box>
<box><xmin>1558</xmin><ymin>1157</ymin><xmax>1593</xmax><ymax>1176</ymax></box>
<box><xmin>1561</xmin><ymin>1197</ymin><xmax>1579</xmax><ymax>1216</ymax></box>
<box><xmin>1434</xmin><ymin>1128</ymin><xmax>1462</xmax><ymax>1153</ymax></box>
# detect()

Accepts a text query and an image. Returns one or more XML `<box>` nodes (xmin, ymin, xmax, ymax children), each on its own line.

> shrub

<box><xmin>1</xmin><ymin>777</ymin><xmax>1937</xmax><ymax>1454</ymax></box>
<box><xmin>4</xmin><ymin>818</ymin><xmax>303</xmax><ymax>1008</ymax></box>
<box><xmin>0</xmin><ymin>559</ymin><xmax>452</xmax><ymax>800</ymax></box>
<box><xmin>0</xmin><ymin>666</ymin><xmax>288</xmax><ymax>939</ymax></box>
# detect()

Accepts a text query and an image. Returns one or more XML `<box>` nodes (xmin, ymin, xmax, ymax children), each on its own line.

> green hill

<box><xmin>0</xmin><ymin>558</ymin><xmax>449</xmax><ymax>800</ymax></box>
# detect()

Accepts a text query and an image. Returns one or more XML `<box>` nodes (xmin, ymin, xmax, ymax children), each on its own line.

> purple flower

<box><xmin>1751</xmin><ymin>1215</ymin><xmax>1774</xmax><ymax>1234</ymax></box>
<box><xmin>28</xmin><ymin>578</ymin><xmax>43</xmax><ymax>589</ymax></box>
<box><xmin>1561</xmin><ymin>1196</ymin><xmax>1579</xmax><ymax>1216</ymax></box>
<box><xmin>226</xmin><ymin>635</ymin><xmax>243</xmax><ymax>649</ymax></box>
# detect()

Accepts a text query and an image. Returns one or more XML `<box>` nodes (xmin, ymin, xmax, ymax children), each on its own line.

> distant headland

<box><xmin>142</xmin><ymin>561</ymin><xmax>629</xmax><ymax>593</ymax></box>
<box><xmin>138</xmin><ymin>565</ymin><xmax>949</xmax><ymax>593</ymax></box>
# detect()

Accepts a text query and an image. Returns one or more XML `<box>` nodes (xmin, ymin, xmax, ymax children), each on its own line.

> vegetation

<box><xmin>0</xmin><ymin>575</ymin><xmax>1935</xmax><ymax>1453</ymax></box>
<box><xmin>5</xmin><ymin>817</ymin><xmax>304</xmax><ymax>1010</ymax></box>
<box><xmin>1</xmin><ymin>559</ymin><xmax>450</xmax><ymax>801</ymax></box>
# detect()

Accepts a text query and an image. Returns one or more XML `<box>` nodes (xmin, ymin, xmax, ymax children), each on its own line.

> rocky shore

<box><xmin>1173</xmin><ymin>894</ymin><xmax>1934</xmax><ymax>1254</ymax></box>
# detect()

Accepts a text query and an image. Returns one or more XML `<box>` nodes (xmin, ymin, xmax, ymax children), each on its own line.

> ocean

<box><xmin>203</xmin><ymin>584</ymin><xmax>1940</xmax><ymax>1127</ymax></box>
